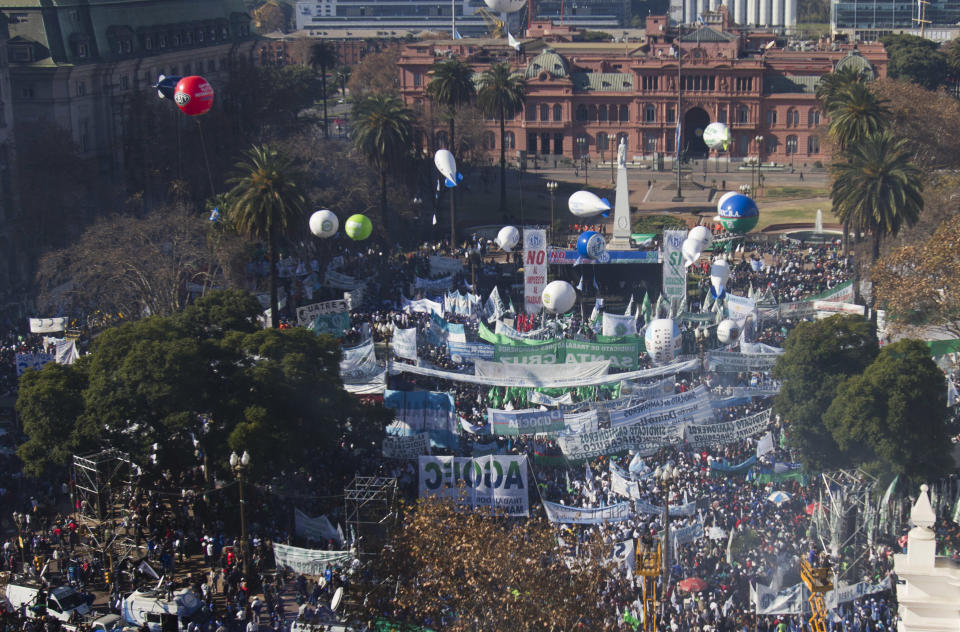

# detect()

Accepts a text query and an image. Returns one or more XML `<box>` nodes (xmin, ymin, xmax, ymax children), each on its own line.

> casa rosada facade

<box><xmin>396</xmin><ymin>13</ymin><xmax>886</xmax><ymax>165</ymax></box>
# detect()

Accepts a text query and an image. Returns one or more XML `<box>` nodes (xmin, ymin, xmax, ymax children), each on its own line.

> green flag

<box><xmin>641</xmin><ymin>291</ymin><xmax>652</xmax><ymax>324</ymax></box>
<box><xmin>623</xmin><ymin>608</ymin><xmax>641</xmax><ymax>630</ymax></box>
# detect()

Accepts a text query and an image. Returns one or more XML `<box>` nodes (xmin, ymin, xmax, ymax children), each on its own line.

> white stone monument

<box><xmin>609</xmin><ymin>137</ymin><xmax>633</xmax><ymax>250</ymax></box>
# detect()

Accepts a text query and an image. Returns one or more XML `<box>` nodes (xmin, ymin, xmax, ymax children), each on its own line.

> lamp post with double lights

<box><xmin>229</xmin><ymin>450</ymin><xmax>252</xmax><ymax>583</ymax></box>
<box><xmin>12</xmin><ymin>511</ymin><xmax>27</xmax><ymax>571</ymax></box>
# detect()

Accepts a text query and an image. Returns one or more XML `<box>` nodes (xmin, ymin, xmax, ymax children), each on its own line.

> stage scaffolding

<box><xmin>344</xmin><ymin>476</ymin><xmax>397</xmax><ymax>559</ymax></box>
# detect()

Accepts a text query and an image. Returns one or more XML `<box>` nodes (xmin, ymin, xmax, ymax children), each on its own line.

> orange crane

<box><xmin>800</xmin><ymin>558</ymin><xmax>833</xmax><ymax>632</ymax></box>
<box><xmin>636</xmin><ymin>540</ymin><xmax>661</xmax><ymax>631</ymax></box>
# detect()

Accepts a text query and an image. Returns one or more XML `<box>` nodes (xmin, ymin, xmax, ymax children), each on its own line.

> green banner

<box><xmin>492</xmin><ymin>337</ymin><xmax>643</xmax><ymax>368</ymax></box>
<box><xmin>311</xmin><ymin>312</ymin><xmax>350</xmax><ymax>338</ymax></box>
<box><xmin>494</xmin><ymin>340</ymin><xmax>561</xmax><ymax>364</ymax></box>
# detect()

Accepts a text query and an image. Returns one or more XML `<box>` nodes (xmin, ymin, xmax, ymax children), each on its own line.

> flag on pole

<box><xmin>624</xmin><ymin>294</ymin><xmax>635</xmax><ymax>316</ymax></box>
<box><xmin>576</xmin><ymin>276</ymin><xmax>584</xmax><ymax>291</ymax></box>
<box><xmin>675</xmin><ymin>121</ymin><xmax>682</xmax><ymax>161</ymax></box>
<box><xmin>432</xmin><ymin>213</ymin><xmax>438</xmax><ymax>225</ymax></box>
<box><xmin>641</xmin><ymin>291</ymin><xmax>652</xmax><ymax>324</ymax></box>
<box><xmin>507</xmin><ymin>31</ymin><xmax>521</xmax><ymax>51</ymax></box>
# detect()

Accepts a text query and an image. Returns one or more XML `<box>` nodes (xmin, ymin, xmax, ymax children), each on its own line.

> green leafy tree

<box><xmin>773</xmin><ymin>315</ymin><xmax>878</xmax><ymax>472</ymax></box>
<box><xmin>351</xmin><ymin>94</ymin><xmax>414</xmax><ymax>232</ymax></box>
<box><xmin>823</xmin><ymin>339</ymin><xmax>954</xmax><ymax>481</ymax></box>
<box><xmin>826</xmin><ymin>82</ymin><xmax>889</xmax><ymax>152</ymax></box>
<box><xmin>477</xmin><ymin>62</ymin><xmax>526</xmax><ymax>214</ymax></box>
<box><xmin>830</xmin><ymin>130</ymin><xmax>923</xmax><ymax>262</ymax></box>
<box><xmin>426</xmin><ymin>58</ymin><xmax>476</xmax><ymax>246</ymax></box>
<box><xmin>815</xmin><ymin>66</ymin><xmax>866</xmax><ymax>114</ymax></box>
<box><xmin>881</xmin><ymin>33</ymin><xmax>948</xmax><ymax>91</ymax></box>
<box><xmin>310</xmin><ymin>41</ymin><xmax>340</xmax><ymax>138</ymax></box>
<box><xmin>226</xmin><ymin>145</ymin><xmax>307</xmax><ymax>328</ymax></box>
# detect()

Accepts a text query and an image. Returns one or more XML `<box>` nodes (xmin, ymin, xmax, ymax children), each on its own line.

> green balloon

<box><xmin>344</xmin><ymin>214</ymin><xmax>372</xmax><ymax>240</ymax></box>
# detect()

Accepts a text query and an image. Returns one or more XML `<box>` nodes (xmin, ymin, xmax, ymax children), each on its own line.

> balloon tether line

<box><xmin>196</xmin><ymin>119</ymin><xmax>216</xmax><ymax>199</ymax></box>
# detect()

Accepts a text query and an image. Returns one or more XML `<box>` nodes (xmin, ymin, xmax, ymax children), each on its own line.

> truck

<box><xmin>2</xmin><ymin>583</ymin><xmax>91</xmax><ymax>623</ymax></box>
<box><xmin>120</xmin><ymin>588</ymin><xmax>209</xmax><ymax>632</ymax></box>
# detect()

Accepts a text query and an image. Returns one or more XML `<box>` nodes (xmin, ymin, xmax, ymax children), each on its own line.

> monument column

<box><xmin>609</xmin><ymin>138</ymin><xmax>633</xmax><ymax>249</ymax></box>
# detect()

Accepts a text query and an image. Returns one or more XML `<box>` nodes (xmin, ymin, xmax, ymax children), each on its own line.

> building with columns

<box><xmin>397</xmin><ymin>13</ymin><xmax>886</xmax><ymax>166</ymax></box>
<box><xmin>893</xmin><ymin>484</ymin><xmax>960</xmax><ymax>631</ymax></box>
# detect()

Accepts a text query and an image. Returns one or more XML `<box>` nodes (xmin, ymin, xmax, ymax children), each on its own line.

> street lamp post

<box><xmin>229</xmin><ymin>450</ymin><xmax>252</xmax><ymax>583</ymax></box>
<box><xmin>672</xmin><ymin>31</ymin><xmax>684</xmax><ymax>203</ymax></box>
<box><xmin>12</xmin><ymin>511</ymin><xmax>27</xmax><ymax>571</ymax></box>
<box><xmin>576</xmin><ymin>137</ymin><xmax>588</xmax><ymax>185</ymax></box>
<box><xmin>546</xmin><ymin>180</ymin><xmax>558</xmax><ymax>246</ymax></box>
<box><xmin>752</xmin><ymin>135</ymin><xmax>764</xmax><ymax>195</ymax></box>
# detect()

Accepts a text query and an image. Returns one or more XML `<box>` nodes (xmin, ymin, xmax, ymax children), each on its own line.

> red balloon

<box><xmin>174</xmin><ymin>76</ymin><xmax>214</xmax><ymax>116</ymax></box>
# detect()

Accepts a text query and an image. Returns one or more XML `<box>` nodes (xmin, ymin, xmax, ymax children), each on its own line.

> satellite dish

<box><xmin>331</xmin><ymin>587</ymin><xmax>344</xmax><ymax>612</ymax></box>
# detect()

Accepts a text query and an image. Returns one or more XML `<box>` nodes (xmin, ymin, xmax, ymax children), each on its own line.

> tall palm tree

<box><xmin>477</xmin><ymin>62</ymin><xmax>526</xmax><ymax>214</ymax></box>
<box><xmin>815</xmin><ymin>66</ymin><xmax>866</xmax><ymax>114</ymax></box>
<box><xmin>310</xmin><ymin>42</ymin><xmax>340</xmax><ymax>139</ymax></box>
<box><xmin>831</xmin><ymin>131</ymin><xmax>923</xmax><ymax>264</ymax></box>
<box><xmin>351</xmin><ymin>95</ymin><xmax>414</xmax><ymax>233</ymax></box>
<box><xmin>826</xmin><ymin>82</ymin><xmax>890</xmax><ymax>152</ymax></box>
<box><xmin>226</xmin><ymin>145</ymin><xmax>306</xmax><ymax>328</ymax></box>
<box><xmin>426</xmin><ymin>58</ymin><xmax>476</xmax><ymax>246</ymax></box>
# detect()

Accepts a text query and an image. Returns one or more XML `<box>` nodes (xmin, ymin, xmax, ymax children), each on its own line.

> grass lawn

<box><xmin>758</xmin><ymin>185</ymin><xmax>830</xmax><ymax>201</ymax></box>
<box><xmin>755</xmin><ymin>200</ymin><xmax>831</xmax><ymax>231</ymax></box>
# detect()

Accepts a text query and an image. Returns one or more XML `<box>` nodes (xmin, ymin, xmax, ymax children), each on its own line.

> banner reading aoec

<box><xmin>419</xmin><ymin>455</ymin><xmax>529</xmax><ymax>516</ymax></box>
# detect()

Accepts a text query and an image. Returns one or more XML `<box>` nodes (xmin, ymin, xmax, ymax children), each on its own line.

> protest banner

<box><xmin>685</xmin><ymin>409</ymin><xmax>773</xmax><ymax>446</ymax></box>
<box><xmin>16</xmin><ymin>352</ymin><xmax>55</xmax><ymax>377</ymax></box>
<box><xmin>634</xmin><ymin>499</ymin><xmax>697</xmax><ymax>517</ymax></box>
<box><xmin>447</xmin><ymin>341</ymin><xmax>495</xmax><ymax>363</ymax></box>
<box><xmin>296</xmin><ymin>300</ymin><xmax>349</xmax><ymax>327</ymax></box>
<box><xmin>413</xmin><ymin>276</ymin><xmax>454</xmax><ymax>292</ymax></box>
<box><xmin>523</xmin><ymin>229</ymin><xmax>547</xmax><ymax>314</ymax></box>
<box><xmin>543</xmin><ymin>500</ymin><xmax>632</xmax><ymax>524</ymax></box>
<box><xmin>528</xmin><ymin>391</ymin><xmax>575</xmax><ymax>407</ymax></box>
<box><xmin>294</xmin><ymin>509</ymin><xmax>342</xmax><ymax>542</ymax></box>
<box><xmin>813</xmin><ymin>301</ymin><xmax>865</xmax><ymax>318</ymax></box>
<box><xmin>707</xmin><ymin>351</ymin><xmax>780</xmax><ymax>373</ymax></box>
<box><xmin>384</xmin><ymin>390</ymin><xmax>458</xmax><ymax>449</ymax></box>
<box><xmin>274</xmin><ymin>543</ymin><xmax>352</xmax><ymax>575</ymax></box>
<box><xmin>492</xmin><ymin>320</ymin><xmax>552</xmax><ymax>341</ymax></box>
<box><xmin>324</xmin><ymin>269</ymin><xmax>361</xmax><ymax>290</ymax></box>
<box><xmin>662</xmin><ymin>229</ymin><xmax>687</xmax><ymax>303</ymax></box>
<box><xmin>556</xmin><ymin>422</ymin><xmax>684</xmax><ymax>460</ymax></box>
<box><xmin>564</xmin><ymin>338</ymin><xmax>642</xmax><ymax>369</ymax></box>
<box><xmin>392</xmin><ymin>327</ymin><xmax>417</xmax><ymax>360</ymax></box>
<box><xmin>475</xmin><ymin>359</ymin><xmax>610</xmax><ymax>382</ymax></box>
<box><xmin>669</xmin><ymin>520</ymin><xmax>704</xmax><ymax>547</ymax></box>
<box><xmin>311</xmin><ymin>312</ymin><xmax>350</xmax><ymax>338</ymax></box>
<box><xmin>418</xmin><ymin>455</ymin><xmax>529</xmax><ymax>516</ymax></box>
<box><xmin>602</xmin><ymin>312</ymin><xmax>637</xmax><ymax>337</ymax></box>
<box><xmin>28</xmin><ymin>318</ymin><xmax>67</xmax><ymax>334</ymax></box>
<box><xmin>618</xmin><ymin>376</ymin><xmax>676</xmax><ymax>400</ymax></box>
<box><xmin>725</xmin><ymin>293</ymin><xmax>757</xmax><ymax>330</ymax></box>
<box><xmin>340</xmin><ymin>340</ymin><xmax>380</xmax><ymax>381</ymax></box>
<box><xmin>488</xmin><ymin>408</ymin><xmax>565</xmax><ymax>435</ymax></box>
<box><xmin>608</xmin><ymin>385</ymin><xmax>712</xmax><ymax>427</ymax></box>
<box><xmin>563</xmin><ymin>409</ymin><xmax>600</xmax><ymax>434</ymax></box>
<box><xmin>382</xmin><ymin>433</ymin><xmax>430</xmax><ymax>459</ymax></box>
<box><xmin>753</xmin><ymin>576</ymin><xmax>891</xmax><ymax>615</ymax></box>
<box><xmin>493</xmin><ymin>340</ymin><xmax>561</xmax><ymax>364</ymax></box>
<box><xmin>401</xmin><ymin>296</ymin><xmax>443</xmax><ymax>316</ymax></box>
<box><xmin>429</xmin><ymin>255</ymin><xmax>462</xmax><ymax>276</ymax></box>
<box><xmin>611</xmin><ymin>539</ymin><xmax>636</xmax><ymax>571</ymax></box>
<box><xmin>610</xmin><ymin>465</ymin><xmax>641</xmax><ymax>499</ymax></box>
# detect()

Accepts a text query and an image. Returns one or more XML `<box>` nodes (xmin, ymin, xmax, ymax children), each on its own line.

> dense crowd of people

<box><xmin>0</xmin><ymin>232</ymin><xmax>955</xmax><ymax>632</ymax></box>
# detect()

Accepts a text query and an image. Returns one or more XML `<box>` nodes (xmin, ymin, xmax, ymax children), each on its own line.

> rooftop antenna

<box><xmin>914</xmin><ymin>0</ymin><xmax>930</xmax><ymax>38</ymax></box>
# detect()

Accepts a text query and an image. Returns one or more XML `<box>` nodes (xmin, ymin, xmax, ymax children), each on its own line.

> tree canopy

<box><xmin>823</xmin><ymin>339</ymin><xmax>953</xmax><ymax>482</ymax></box>
<box><xmin>16</xmin><ymin>290</ymin><xmax>388</xmax><ymax>479</ymax></box>
<box><xmin>881</xmin><ymin>34</ymin><xmax>948</xmax><ymax>91</ymax></box>
<box><xmin>773</xmin><ymin>315</ymin><xmax>878</xmax><ymax>472</ymax></box>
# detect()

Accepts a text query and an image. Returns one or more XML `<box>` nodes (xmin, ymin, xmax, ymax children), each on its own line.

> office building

<box><xmin>832</xmin><ymin>0</ymin><xmax>960</xmax><ymax>40</ymax></box>
<box><xmin>296</xmin><ymin>0</ymin><xmax>497</xmax><ymax>37</ymax></box>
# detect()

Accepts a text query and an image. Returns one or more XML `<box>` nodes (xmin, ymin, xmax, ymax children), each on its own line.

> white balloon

<box><xmin>716</xmin><ymin>191</ymin><xmax>737</xmax><ymax>214</ymax></box>
<box><xmin>542</xmin><ymin>280</ymin><xmax>577</xmax><ymax>313</ymax></box>
<box><xmin>688</xmin><ymin>225</ymin><xmax>712</xmax><ymax>250</ymax></box>
<box><xmin>702</xmin><ymin>122</ymin><xmax>732</xmax><ymax>150</ymax></box>
<box><xmin>716</xmin><ymin>318</ymin><xmax>741</xmax><ymax>344</ymax></box>
<box><xmin>681</xmin><ymin>238</ymin><xmax>702</xmax><ymax>268</ymax></box>
<box><xmin>496</xmin><ymin>225</ymin><xmax>520</xmax><ymax>252</ymax></box>
<box><xmin>568</xmin><ymin>190</ymin><xmax>611</xmax><ymax>217</ymax></box>
<box><xmin>710</xmin><ymin>259</ymin><xmax>730</xmax><ymax>296</ymax></box>
<box><xmin>644</xmin><ymin>318</ymin><xmax>683</xmax><ymax>365</ymax></box>
<box><xmin>484</xmin><ymin>0</ymin><xmax>526</xmax><ymax>12</ymax></box>
<box><xmin>434</xmin><ymin>149</ymin><xmax>457</xmax><ymax>185</ymax></box>
<box><xmin>309</xmin><ymin>210</ymin><xmax>339</xmax><ymax>238</ymax></box>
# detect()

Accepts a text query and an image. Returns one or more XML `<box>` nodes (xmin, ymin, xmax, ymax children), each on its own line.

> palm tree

<box><xmin>826</xmin><ymin>82</ymin><xmax>890</xmax><ymax>152</ymax></box>
<box><xmin>351</xmin><ymin>95</ymin><xmax>414</xmax><ymax>233</ymax></box>
<box><xmin>310</xmin><ymin>42</ymin><xmax>340</xmax><ymax>139</ymax></box>
<box><xmin>815</xmin><ymin>66</ymin><xmax>866</xmax><ymax>113</ymax></box>
<box><xmin>226</xmin><ymin>145</ymin><xmax>306</xmax><ymax>328</ymax></box>
<box><xmin>426</xmin><ymin>58</ymin><xmax>476</xmax><ymax>246</ymax></box>
<box><xmin>477</xmin><ymin>62</ymin><xmax>526</xmax><ymax>214</ymax></box>
<box><xmin>831</xmin><ymin>131</ymin><xmax>923</xmax><ymax>264</ymax></box>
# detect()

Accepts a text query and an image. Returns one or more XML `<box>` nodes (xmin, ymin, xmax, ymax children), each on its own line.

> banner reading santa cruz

<box><xmin>419</xmin><ymin>455</ymin><xmax>530</xmax><ymax>516</ymax></box>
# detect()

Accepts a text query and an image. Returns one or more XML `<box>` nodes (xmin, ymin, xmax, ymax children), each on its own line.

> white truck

<box><xmin>120</xmin><ymin>588</ymin><xmax>208</xmax><ymax>632</ymax></box>
<box><xmin>2</xmin><ymin>584</ymin><xmax>91</xmax><ymax>623</ymax></box>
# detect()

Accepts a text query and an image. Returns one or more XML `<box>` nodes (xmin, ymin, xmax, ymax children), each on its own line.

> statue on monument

<box><xmin>617</xmin><ymin>137</ymin><xmax>627</xmax><ymax>167</ymax></box>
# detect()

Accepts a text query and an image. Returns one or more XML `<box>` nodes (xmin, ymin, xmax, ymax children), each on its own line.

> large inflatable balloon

<box><xmin>716</xmin><ymin>318</ymin><xmax>741</xmax><ymax>344</ymax></box>
<box><xmin>681</xmin><ymin>237</ymin><xmax>702</xmax><ymax>267</ymax></box>
<box><xmin>344</xmin><ymin>214</ymin><xmax>372</xmax><ymax>241</ymax></box>
<box><xmin>710</xmin><ymin>259</ymin><xmax>730</xmax><ymax>298</ymax></box>
<box><xmin>688</xmin><ymin>225</ymin><xmax>712</xmax><ymax>250</ymax></box>
<box><xmin>702</xmin><ymin>122</ymin><xmax>732</xmax><ymax>151</ymax></box>
<box><xmin>716</xmin><ymin>191</ymin><xmax>737</xmax><ymax>214</ymax></box>
<box><xmin>155</xmin><ymin>74</ymin><xmax>183</xmax><ymax>100</ymax></box>
<box><xmin>645</xmin><ymin>318</ymin><xmax>683</xmax><ymax>365</ymax></box>
<box><xmin>542</xmin><ymin>280</ymin><xmax>577</xmax><ymax>313</ymax></box>
<box><xmin>174</xmin><ymin>76</ymin><xmax>214</xmax><ymax>116</ymax></box>
<box><xmin>434</xmin><ymin>149</ymin><xmax>458</xmax><ymax>187</ymax></box>
<box><xmin>309</xmin><ymin>210</ymin><xmax>338</xmax><ymax>238</ymax></box>
<box><xmin>576</xmin><ymin>231</ymin><xmax>606</xmax><ymax>259</ymax></box>
<box><xmin>484</xmin><ymin>0</ymin><xmax>526</xmax><ymax>12</ymax></box>
<box><xmin>568</xmin><ymin>190</ymin><xmax>611</xmax><ymax>218</ymax></box>
<box><xmin>496</xmin><ymin>225</ymin><xmax>520</xmax><ymax>252</ymax></box>
<box><xmin>715</xmin><ymin>193</ymin><xmax>759</xmax><ymax>234</ymax></box>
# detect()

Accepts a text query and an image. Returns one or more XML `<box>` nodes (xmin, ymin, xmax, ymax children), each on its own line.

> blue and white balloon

<box><xmin>710</xmin><ymin>259</ymin><xmax>730</xmax><ymax>299</ymax></box>
<box><xmin>644</xmin><ymin>318</ymin><xmax>683</xmax><ymax>365</ymax></box>
<box><xmin>496</xmin><ymin>225</ymin><xmax>520</xmax><ymax>252</ymax></box>
<box><xmin>576</xmin><ymin>231</ymin><xmax>606</xmax><ymax>259</ymax></box>
<box><xmin>434</xmin><ymin>149</ymin><xmax>457</xmax><ymax>186</ymax></box>
<box><xmin>568</xmin><ymin>190</ymin><xmax>611</xmax><ymax>218</ymax></box>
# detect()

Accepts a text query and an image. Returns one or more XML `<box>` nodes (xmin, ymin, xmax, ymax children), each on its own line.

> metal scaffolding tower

<box><xmin>344</xmin><ymin>477</ymin><xmax>397</xmax><ymax>559</ymax></box>
<box><xmin>817</xmin><ymin>469</ymin><xmax>877</xmax><ymax>580</ymax></box>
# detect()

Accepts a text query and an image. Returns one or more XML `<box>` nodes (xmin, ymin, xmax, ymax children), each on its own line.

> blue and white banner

<box><xmin>528</xmin><ymin>390</ymin><xmax>575</xmax><ymax>407</ymax></box>
<box><xmin>543</xmin><ymin>500</ymin><xmax>632</xmax><ymax>524</ymax></box>
<box><xmin>447</xmin><ymin>340</ymin><xmax>495</xmax><ymax>362</ymax></box>
<box><xmin>602</xmin><ymin>312</ymin><xmax>638</xmax><ymax>337</ymax></box>
<box><xmin>393</xmin><ymin>327</ymin><xmax>417</xmax><ymax>361</ymax></box>
<box><xmin>685</xmin><ymin>409</ymin><xmax>773</xmax><ymax>446</ymax></box>
<box><xmin>402</xmin><ymin>296</ymin><xmax>443</xmax><ymax>316</ymax></box>
<box><xmin>488</xmin><ymin>408</ymin><xmax>565</xmax><ymax>435</ymax></box>
<box><xmin>16</xmin><ymin>352</ymin><xmax>54</xmax><ymax>376</ymax></box>
<box><xmin>608</xmin><ymin>385</ymin><xmax>713</xmax><ymax>428</ymax></box>
<box><xmin>340</xmin><ymin>340</ymin><xmax>380</xmax><ymax>382</ymax></box>
<box><xmin>384</xmin><ymin>390</ymin><xmax>458</xmax><ymax>448</ymax></box>
<box><xmin>419</xmin><ymin>455</ymin><xmax>529</xmax><ymax>516</ymax></box>
<box><xmin>610</xmin><ymin>463</ymin><xmax>641</xmax><ymax>500</ymax></box>
<box><xmin>635</xmin><ymin>499</ymin><xmax>697</xmax><ymax>517</ymax></box>
<box><xmin>429</xmin><ymin>255</ymin><xmax>462</xmax><ymax>277</ymax></box>
<box><xmin>668</xmin><ymin>520</ymin><xmax>704</xmax><ymax>547</ymax></box>
<box><xmin>414</xmin><ymin>275</ymin><xmax>454</xmax><ymax>292</ymax></box>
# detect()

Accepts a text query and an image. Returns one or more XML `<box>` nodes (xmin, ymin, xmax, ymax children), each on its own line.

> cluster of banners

<box><xmin>443</xmin><ymin>290</ymin><xmax>481</xmax><ymax>318</ymax></box>
<box><xmin>273</xmin><ymin>543</ymin><xmax>353</xmax><ymax>575</ymax></box>
<box><xmin>419</xmin><ymin>455</ymin><xmax>530</xmax><ymax>516</ymax></box>
<box><xmin>339</xmin><ymin>340</ymin><xmax>385</xmax><ymax>395</ymax></box>
<box><xmin>384</xmin><ymin>390</ymin><xmax>458</xmax><ymax>448</ymax></box>
<box><xmin>382</xmin><ymin>432</ymin><xmax>430</xmax><ymax>459</ymax></box>
<box><xmin>297</xmin><ymin>299</ymin><xmax>348</xmax><ymax>327</ymax></box>
<box><xmin>490</xmin><ymin>338</ymin><xmax>644</xmax><ymax>369</ymax></box>
<box><xmin>753</xmin><ymin>576</ymin><xmax>892</xmax><ymax>615</ymax></box>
